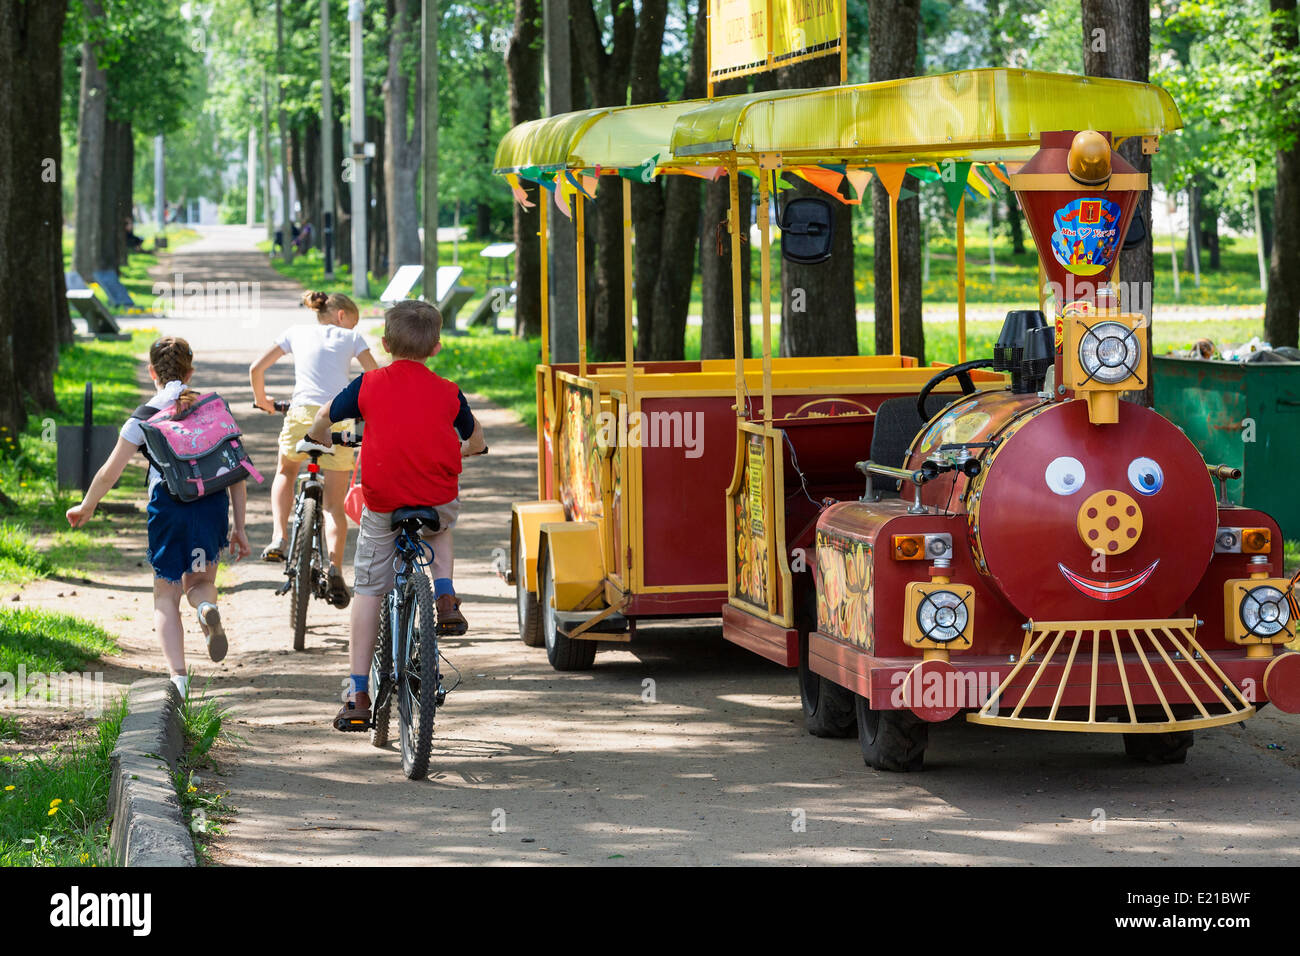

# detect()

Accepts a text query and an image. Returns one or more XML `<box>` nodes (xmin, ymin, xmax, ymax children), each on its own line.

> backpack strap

<box><xmin>132</xmin><ymin>404</ymin><xmax>161</xmax><ymax>421</ymax></box>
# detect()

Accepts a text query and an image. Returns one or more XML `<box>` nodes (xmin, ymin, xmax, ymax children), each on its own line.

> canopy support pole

<box><xmin>956</xmin><ymin>198</ymin><xmax>967</xmax><ymax>364</ymax></box>
<box><xmin>758</xmin><ymin>165</ymin><xmax>773</xmax><ymax>425</ymax></box>
<box><xmin>622</xmin><ymin>177</ymin><xmax>635</xmax><ymax>403</ymax></box>
<box><xmin>576</xmin><ymin>190</ymin><xmax>587</xmax><ymax>377</ymax></box>
<box><xmin>889</xmin><ymin>190</ymin><xmax>901</xmax><ymax>358</ymax></box>
<box><xmin>1037</xmin><ymin>255</ymin><xmax>1047</xmax><ymax>316</ymax></box>
<box><xmin>729</xmin><ymin>164</ymin><xmax>746</xmax><ymax>419</ymax></box>
<box><xmin>539</xmin><ymin>194</ymin><xmax>549</xmax><ymax>366</ymax></box>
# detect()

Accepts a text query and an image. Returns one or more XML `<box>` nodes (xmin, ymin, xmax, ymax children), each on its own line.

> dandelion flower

<box><xmin>79</xmin><ymin>853</ymin><xmax>89</xmax><ymax>863</ymax></box>
<box><xmin>3</xmin><ymin>785</ymin><xmax>13</xmax><ymax>791</ymax></box>
<box><xmin>47</xmin><ymin>807</ymin><xmax>58</xmax><ymax>816</ymax></box>
<box><xmin>49</xmin><ymin>798</ymin><xmax>62</xmax><ymax>807</ymax></box>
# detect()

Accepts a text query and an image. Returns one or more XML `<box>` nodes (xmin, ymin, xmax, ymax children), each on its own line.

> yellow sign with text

<box><xmin>709</xmin><ymin>0</ymin><xmax>768</xmax><ymax>77</ymax></box>
<box><xmin>772</xmin><ymin>0</ymin><xmax>844</xmax><ymax>63</ymax></box>
<box><xmin>709</xmin><ymin>0</ymin><xmax>844</xmax><ymax>83</ymax></box>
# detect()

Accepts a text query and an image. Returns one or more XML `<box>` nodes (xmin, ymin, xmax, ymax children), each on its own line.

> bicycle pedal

<box><xmin>274</xmin><ymin>580</ymin><xmax>293</xmax><ymax>597</ymax></box>
<box><xmin>333</xmin><ymin>715</ymin><xmax>372</xmax><ymax>732</ymax></box>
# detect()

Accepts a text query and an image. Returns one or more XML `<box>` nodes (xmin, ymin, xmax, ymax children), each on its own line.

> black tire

<box><xmin>289</xmin><ymin>497</ymin><xmax>317</xmax><ymax>652</ymax></box>
<box><xmin>369</xmin><ymin>596</ymin><xmax>394</xmax><ymax>749</ymax></box>
<box><xmin>798</xmin><ymin>635</ymin><xmax>856</xmax><ymax>737</ymax></box>
<box><xmin>1123</xmin><ymin>730</ymin><xmax>1193</xmax><ymax>764</ymax></box>
<box><xmin>540</xmin><ymin>557</ymin><xmax>597</xmax><ymax>671</ymax></box>
<box><xmin>855</xmin><ymin>695</ymin><xmax>928</xmax><ymax>771</ymax></box>
<box><xmin>515</xmin><ymin>531</ymin><xmax>542</xmax><ymax>647</ymax></box>
<box><xmin>398</xmin><ymin>572</ymin><xmax>438</xmax><ymax>780</ymax></box>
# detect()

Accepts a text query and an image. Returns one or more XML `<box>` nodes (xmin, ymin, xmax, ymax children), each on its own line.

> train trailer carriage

<box><xmin>494</xmin><ymin>69</ymin><xmax>1300</xmax><ymax>768</ymax></box>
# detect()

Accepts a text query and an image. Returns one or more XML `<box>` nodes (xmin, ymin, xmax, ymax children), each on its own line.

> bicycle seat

<box><xmin>295</xmin><ymin>437</ymin><xmax>333</xmax><ymax>456</ymax></box>
<box><xmin>391</xmin><ymin>506</ymin><xmax>441</xmax><ymax>533</ymax></box>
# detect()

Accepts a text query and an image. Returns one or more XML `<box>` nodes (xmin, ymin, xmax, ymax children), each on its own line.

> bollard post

<box><xmin>81</xmin><ymin>382</ymin><xmax>94</xmax><ymax>492</ymax></box>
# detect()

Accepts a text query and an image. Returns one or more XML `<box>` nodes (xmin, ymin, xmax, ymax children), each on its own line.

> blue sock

<box><xmin>350</xmin><ymin>673</ymin><xmax>369</xmax><ymax>695</ymax></box>
<box><xmin>434</xmin><ymin>577</ymin><xmax>455</xmax><ymax>598</ymax></box>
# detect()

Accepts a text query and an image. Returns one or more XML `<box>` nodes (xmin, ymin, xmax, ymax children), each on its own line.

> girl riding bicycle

<box><xmin>250</xmin><ymin>291</ymin><xmax>378</xmax><ymax>603</ymax></box>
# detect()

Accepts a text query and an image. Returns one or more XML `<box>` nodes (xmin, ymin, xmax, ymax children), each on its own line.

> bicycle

<box><xmin>259</xmin><ymin>401</ymin><xmax>361</xmax><ymax>651</ymax></box>
<box><xmin>362</xmin><ymin>446</ymin><xmax>488</xmax><ymax>779</ymax></box>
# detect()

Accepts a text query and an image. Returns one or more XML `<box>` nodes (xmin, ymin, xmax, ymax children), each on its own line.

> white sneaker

<box><xmin>197</xmin><ymin>603</ymin><xmax>227</xmax><ymax>662</ymax></box>
<box><xmin>171</xmin><ymin>674</ymin><xmax>190</xmax><ymax>698</ymax></box>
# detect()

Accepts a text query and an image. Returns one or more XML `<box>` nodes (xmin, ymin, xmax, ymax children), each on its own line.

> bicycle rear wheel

<box><xmin>370</xmin><ymin>596</ymin><xmax>394</xmax><ymax>748</ymax></box>
<box><xmin>290</xmin><ymin>497</ymin><xmax>317</xmax><ymax>652</ymax></box>
<box><xmin>397</xmin><ymin>571</ymin><xmax>438</xmax><ymax>779</ymax></box>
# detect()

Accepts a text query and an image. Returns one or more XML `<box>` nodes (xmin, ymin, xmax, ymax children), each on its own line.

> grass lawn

<box><xmin>0</xmin><ymin>330</ymin><xmax>154</xmax><ymax>590</ymax></box>
<box><xmin>0</xmin><ymin>694</ymin><xmax>127</xmax><ymax>866</ymax></box>
<box><xmin>0</xmin><ymin>607</ymin><xmax>119</xmax><ymax>677</ymax></box>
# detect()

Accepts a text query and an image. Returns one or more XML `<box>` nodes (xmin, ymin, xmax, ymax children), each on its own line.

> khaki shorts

<box><xmin>277</xmin><ymin>404</ymin><xmax>355</xmax><ymax>471</ymax></box>
<box><xmin>353</xmin><ymin>501</ymin><xmax>460</xmax><ymax>596</ymax></box>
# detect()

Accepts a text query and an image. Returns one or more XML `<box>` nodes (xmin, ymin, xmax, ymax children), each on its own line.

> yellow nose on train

<box><xmin>1076</xmin><ymin>489</ymin><xmax>1143</xmax><ymax>556</ymax></box>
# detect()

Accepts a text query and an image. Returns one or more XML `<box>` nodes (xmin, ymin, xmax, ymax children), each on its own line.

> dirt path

<box><xmin>13</xmin><ymin>225</ymin><xmax>1300</xmax><ymax>866</ymax></box>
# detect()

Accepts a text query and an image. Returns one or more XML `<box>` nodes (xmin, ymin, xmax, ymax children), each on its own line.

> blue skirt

<box><xmin>146</xmin><ymin>482</ymin><xmax>230</xmax><ymax>583</ymax></box>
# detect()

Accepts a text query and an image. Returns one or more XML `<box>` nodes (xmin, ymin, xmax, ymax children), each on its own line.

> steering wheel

<box><xmin>916</xmin><ymin>359</ymin><xmax>995</xmax><ymax>421</ymax></box>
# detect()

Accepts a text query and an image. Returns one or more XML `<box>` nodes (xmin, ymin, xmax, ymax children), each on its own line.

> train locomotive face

<box><xmin>972</xmin><ymin>399</ymin><xmax>1218</xmax><ymax>621</ymax></box>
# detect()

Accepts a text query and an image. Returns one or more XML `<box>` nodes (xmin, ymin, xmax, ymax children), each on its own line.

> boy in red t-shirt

<box><xmin>306</xmin><ymin>301</ymin><xmax>485</xmax><ymax>729</ymax></box>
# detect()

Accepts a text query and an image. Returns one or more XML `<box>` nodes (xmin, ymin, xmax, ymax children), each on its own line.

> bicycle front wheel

<box><xmin>290</xmin><ymin>497</ymin><xmax>317</xmax><ymax>652</ymax></box>
<box><xmin>397</xmin><ymin>571</ymin><xmax>438</xmax><ymax>780</ymax></box>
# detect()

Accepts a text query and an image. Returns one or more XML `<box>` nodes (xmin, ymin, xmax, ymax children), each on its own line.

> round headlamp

<box><xmin>1078</xmin><ymin>320</ymin><xmax>1140</xmax><ymax>385</ymax></box>
<box><xmin>1240</xmin><ymin>585</ymin><xmax>1291</xmax><ymax>638</ymax></box>
<box><xmin>917</xmin><ymin>590</ymin><xmax>969</xmax><ymax>644</ymax></box>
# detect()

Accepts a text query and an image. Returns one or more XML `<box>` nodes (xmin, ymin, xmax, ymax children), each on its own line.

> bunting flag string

<box><xmin>503</xmin><ymin>172</ymin><xmax>535</xmax><ymax>209</ymax></box>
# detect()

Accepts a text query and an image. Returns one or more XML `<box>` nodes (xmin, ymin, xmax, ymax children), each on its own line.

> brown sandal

<box><xmin>333</xmin><ymin>691</ymin><xmax>371</xmax><ymax>732</ymax></box>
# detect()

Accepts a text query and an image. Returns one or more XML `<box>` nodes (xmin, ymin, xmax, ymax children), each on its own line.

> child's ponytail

<box><xmin>149</xmin><ymin>336</ymin><xmax>199</xmax><ymax>411</ymax></box>
<box><xmin>302</xmin><ymin>289</ymin><xmax>359</xmax><ymax>325</ymax></box>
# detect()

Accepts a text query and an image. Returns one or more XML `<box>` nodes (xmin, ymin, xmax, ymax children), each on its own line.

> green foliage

<box><xmin>0</xmin><ymin>608</ymin><xmax>120</xmax><ymax>677</ymax></box>
<box><xmin>0</xmin><ymin>695</ymin><xmax>127</xmax><ymax>867</ymax></box>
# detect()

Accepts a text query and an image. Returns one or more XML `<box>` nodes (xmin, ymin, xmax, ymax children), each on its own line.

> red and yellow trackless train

<box><xmin>496</xmin><ymin>70</ymin><xmax>1300</xmax><ymax>769</ymax></box>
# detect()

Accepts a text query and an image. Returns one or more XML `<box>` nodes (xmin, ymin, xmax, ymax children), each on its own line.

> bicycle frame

<box><xmin>375</xmin><ymin>529</ymin><xmax>437</xmax><ymax>716</ymax></box>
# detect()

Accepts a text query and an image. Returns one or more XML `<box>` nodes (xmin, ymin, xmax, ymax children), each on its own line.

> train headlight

<box><xmin>1241</xmin><ymin>585</ymin><xmax>1290</xmax><ymax>638</ymax></box>
<box><xmin>1078</xmin><ymin>320</ymin><xmax>1141</xmax><ymax>385</ymax></box>
<box><xmin>917</xmin><ymin>590</ymin><xmax>969</xmax><ymax>643</ymax></box>
<box><xmin>1063</xmin><ymin>311</ymin><xmax>1149</xmax><ymax>424</ymax></box>
<box><xmin>905</xmin><ymin>581</ymin><xmax>975</xmax><ymax>650</ymax></box>
<box><xmin>1224</xmin><ymin>576</ymin><xmax>1294</xmax><ymax>649</ymax></box>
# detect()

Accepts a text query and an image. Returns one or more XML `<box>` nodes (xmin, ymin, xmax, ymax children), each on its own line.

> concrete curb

<box><xmin>109</xmin><ymin>678</ymin><xmax>196</xmax><ymax>867</ymax></box>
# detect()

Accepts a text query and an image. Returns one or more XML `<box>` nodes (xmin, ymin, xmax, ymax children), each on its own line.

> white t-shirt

<box><xmin>120</xmin><ymin>380</ymin><xmax>187</xmax><ymax>492</ymax></box>
<box><xmin>274</xmin><ymin>324</ymin><xmax>370</xmax><ymax>408</ymax></box>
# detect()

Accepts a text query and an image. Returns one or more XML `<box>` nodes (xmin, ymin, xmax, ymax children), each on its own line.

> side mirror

<box><xmin>780</xmin><ymin>197</ymin><xmax>833</xmax><ymax>264</ymax></box>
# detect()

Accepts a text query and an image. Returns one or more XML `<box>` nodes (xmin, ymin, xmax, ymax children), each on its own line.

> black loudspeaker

<box><xmin>780</xmin><ymin>197</ymin><xmax>833</xmax><ymax>264</ymax></box>
<box><xmin>1123</xmin><ymin>200</ymin><xmax>1147</xmax><ymax>250</ymax></box>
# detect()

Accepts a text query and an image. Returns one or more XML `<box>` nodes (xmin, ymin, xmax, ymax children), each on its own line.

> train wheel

<box><xmin>1123</xmin><ymin>730</ymin><xmax>1193</xmax><ymax>764</ymax></box>
<box><xmin>855</xmin><ymin>695</ymin><xmax>927</xmax><ymax>771</ymax></box>
<box><xmin>798</xmin><ymin>635</ymin><xmax>856</xmax><ymax>737</ymax></box>
<box><xmin>514</xmin><ymin>528</ymin><xmax>543</xmax><ymax>647</ymax></box>
<box><xmin>539</xmin><ymin>558</ymin><xmax>597</xmax><ymax>671</ymax></box>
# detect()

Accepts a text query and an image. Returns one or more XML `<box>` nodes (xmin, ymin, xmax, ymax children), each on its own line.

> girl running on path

<box><xmin>250</xmin><ymin>291</ymin><xmax>377</xmax><ymax>604</ymax></box>
<box><xmin>67</xmin><ymin>336</ymin><xmax>251</xmax><ymax>697</ymax></box>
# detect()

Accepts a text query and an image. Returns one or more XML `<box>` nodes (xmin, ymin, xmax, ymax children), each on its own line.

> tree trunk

<box><xmin>869</xmin><ymin>0</ymin><xmax>922</xmax><ymax>360</ymax></box>
<box><xmin>73</xmin><ymin>0</ymin><xmax>107</xmax><ymax>280</ymax></box>
<box><xmin>507</xmin><ymin>0</ymin><xmax>543</xmax><ymax>337</ymax></box>
<box><xmin>333</xmin><ymin>113</ymin><xmax>351</xmax><ymax>268</ymax></box>
<box><xmin>1082</xmin><ymin>0</ymin><xmax>1155</xmax><ymax>398</ymax></box>
<box><xmin>639</xmin><ymin>2</ymin><xmax>706</xmax><ymax>362</ymax></box>
<box><xmin>1266</xmin><ymin>0</ymin><xmax>1300</xmax><ymax>349</ymax></box>
<box><xmin>368</xmin><ymin>112</ymin><xmax>388</xmax><ymax>279</ymax></box>
<box><xmin>384</xmin><ymin>0</ymin><xmax>422</xmax><ymax>278</ymax></box>
<box><xmin>571</xmin><ymin>0</ymin><xmax>636</xmax><ymax>361</ymax></box>
<box><xmin>1007</xmin><ymin>193</ymin><xmax>1025</xmax><ymax>256</ymax></box>
<box><xmin>1</xmin><ymin>0</ymin><xmax>68</xmax><ymax>424</ymax></box>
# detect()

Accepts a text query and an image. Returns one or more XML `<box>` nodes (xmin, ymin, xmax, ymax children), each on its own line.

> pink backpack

<box><xmin>131</xmin><ymin>393</ymin><xmax>264</xmax><ymax>502</ymax></box>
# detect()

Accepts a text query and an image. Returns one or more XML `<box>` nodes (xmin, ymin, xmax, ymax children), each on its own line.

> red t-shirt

<box><xmin>348</xmin><ymin>361</ymin><xmax>464</xmax><ymax>512</ymax></box>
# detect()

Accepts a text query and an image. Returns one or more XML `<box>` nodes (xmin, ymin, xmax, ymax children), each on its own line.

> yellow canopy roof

<box><xmin>671</xmin><ymin>69</ymin><xmax>1182</xmax><ymax>164</ymax></box>
<box><xmin>494</xmin><ymin>69</ymin><xmax>1182</xmax><ymax>175</ymax></box>
<box><xmin>493</xmin><ymin>99</ymin><xmax>718</xmax><ymax>174</ymax></box>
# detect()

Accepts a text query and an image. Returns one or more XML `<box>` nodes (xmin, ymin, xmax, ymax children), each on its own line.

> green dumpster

<box><xmin>1154</xmin><ymin>356</ymin><xmax>1300</xmax><ymax>540</ymax></box>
